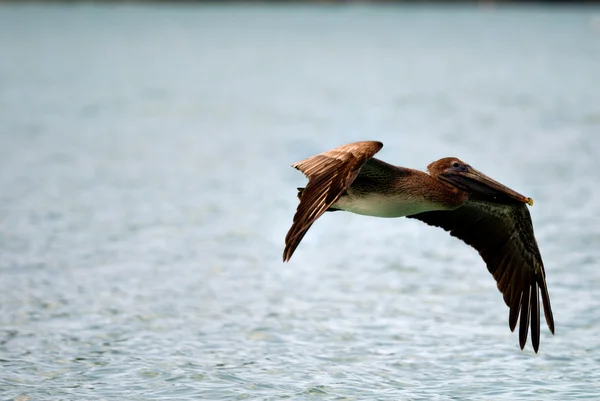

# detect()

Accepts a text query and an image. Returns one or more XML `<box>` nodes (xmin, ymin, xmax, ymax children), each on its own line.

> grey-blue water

<box><xmin>1</xmin><ymin>3</ymin><xmax>600</xmax><ymax>400</ymax></box>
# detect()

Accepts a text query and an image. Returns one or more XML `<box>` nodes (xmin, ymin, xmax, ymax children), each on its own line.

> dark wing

<box><xmin>407</xmin><ymin>200</ymin><xmax>554</xmax><ymax>353</ymax></box>
<box><xmin>283</xmin><ymin>141</ymin><xmax>383</xmax><ymax>262</ymax></box>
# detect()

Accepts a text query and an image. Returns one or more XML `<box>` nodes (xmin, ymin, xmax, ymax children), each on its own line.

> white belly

<box><xmin>333</xmin><ymin>193</ymin><xmax>442</xmax><ymax>218</ymax></box>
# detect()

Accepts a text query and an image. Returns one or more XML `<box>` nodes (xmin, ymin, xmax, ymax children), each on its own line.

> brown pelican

<box><xmin>283</xmin><ymin>141</ymin><xmax>554</xmax><ymax>353</ymax></box>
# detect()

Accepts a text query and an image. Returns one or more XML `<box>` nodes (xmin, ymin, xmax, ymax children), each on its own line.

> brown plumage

<box><xmin>283</xmin><ymin>140</ymin><xmax>554</xmax><ymax>353</ymax></box>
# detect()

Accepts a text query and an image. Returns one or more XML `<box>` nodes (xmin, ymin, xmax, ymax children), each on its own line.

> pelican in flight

<box><xmin>283</xmin><ymin>141</ymin><xmax>554</xmax><ymax>352</ymax></box>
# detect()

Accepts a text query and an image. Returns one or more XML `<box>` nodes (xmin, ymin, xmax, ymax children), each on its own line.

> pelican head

<box><xmin>428</xmin><ymin>157</ymin><xmax>534</xmax><ymax>206</ymax></box>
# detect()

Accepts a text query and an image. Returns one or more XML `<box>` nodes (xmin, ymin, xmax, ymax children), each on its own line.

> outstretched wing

<box><xmin>408</xmin><ymin>200</ymin><xmax>554</xmax><ymax>353</ymax></box>
<box><xmin>283</xmin><ymin>141</ymin><xmax>383</xmax><ymax>262</ymax></box>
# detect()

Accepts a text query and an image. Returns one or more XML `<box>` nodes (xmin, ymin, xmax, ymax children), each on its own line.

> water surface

<box><xmin>1</xmin><ymin>3</ymin><xmax>600</xmax><ymax>400</ymax></box>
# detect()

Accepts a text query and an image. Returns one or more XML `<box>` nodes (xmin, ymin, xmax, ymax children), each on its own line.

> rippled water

<box><xmin>1</xmin><ymin>3</ymin><xmax>600</xmax><ymax>400</ymax></box>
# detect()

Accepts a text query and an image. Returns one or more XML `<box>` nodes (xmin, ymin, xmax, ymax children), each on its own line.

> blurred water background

<box><xmin>1</xmin><ymin>2</ymin><xmax>600</xmax><ymax>400</ymax></box>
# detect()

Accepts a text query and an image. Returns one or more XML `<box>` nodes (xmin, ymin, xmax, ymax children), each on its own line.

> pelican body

<box><xmin>283</xmin><ymin>141</ymin><xmax>554</xmax><ymax>353</ymax></box>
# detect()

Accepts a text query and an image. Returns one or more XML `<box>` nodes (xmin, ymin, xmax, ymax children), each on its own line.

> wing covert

<box><xmin>283</xmin><ymin>141</ymin><xmax>383</xmax><ymax>261</ymax></box>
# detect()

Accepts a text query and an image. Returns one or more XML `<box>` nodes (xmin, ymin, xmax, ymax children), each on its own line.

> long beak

<box><xmin>440</xmin><ymin>168</ymin><xmax>534</xmax><ymax>206</ymax></box>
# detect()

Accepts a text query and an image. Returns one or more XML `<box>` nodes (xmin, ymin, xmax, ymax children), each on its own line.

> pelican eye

<box><xmin>452</xmin><ymin>162</ymin><xmax>460</xmax><ymax>168</ymax></box>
